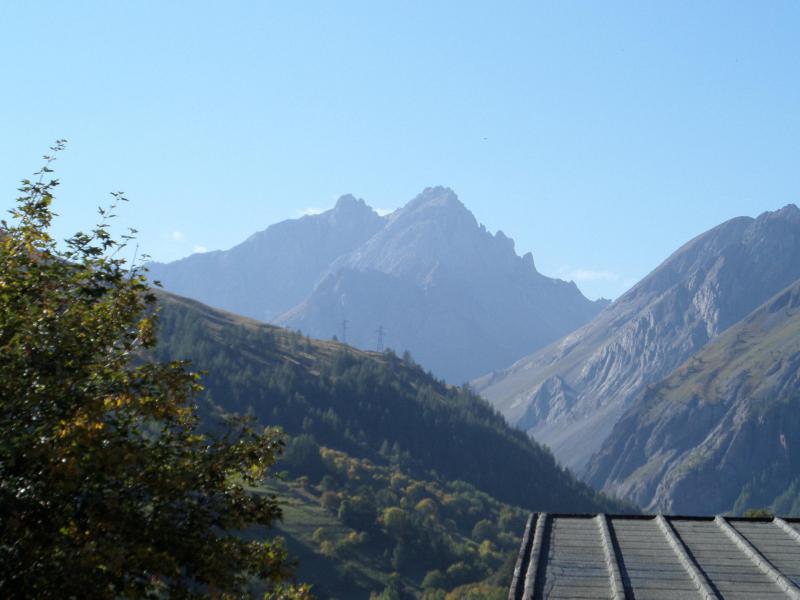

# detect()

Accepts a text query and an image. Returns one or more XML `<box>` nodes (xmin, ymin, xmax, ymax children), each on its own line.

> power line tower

<box><xmin>376</xmin><ymin>325</ymin><xmax>384</xmax><ymax>352</ymax></box>
<box><xmin>341</xmin><ymin>319</ymin><xmax>348</xmax><ymax>345</ymax></box>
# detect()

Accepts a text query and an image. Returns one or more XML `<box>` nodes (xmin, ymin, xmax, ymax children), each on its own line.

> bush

<box><xmin>421</xmin><ymin>569</ymin><xmax>448</xmax><ymax>590</ymax></box>
<box><xmin>320</xmin><ymin>490</ymin><xmax>341</xmax><ymax>513</ymax></box>
<box><xmin>471</xmin><ymin>519</ymin><xmax>498</xmax><ymax>542</ymax></box>
<box><xmin>446</xmin><ymin>561</ymin><xmax>475</xmax><ymax>587</ymax></box>
<box><xmin>382</xmin><ymin>507</ymin><xmax>409</xmax><ymax>539</ymax></box>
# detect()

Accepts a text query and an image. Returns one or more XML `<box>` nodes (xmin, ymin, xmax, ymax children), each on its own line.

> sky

<box><xmin>2</xmin><ymin>2</ymin><xmax>799</xmax><ymax>300</ymax></box>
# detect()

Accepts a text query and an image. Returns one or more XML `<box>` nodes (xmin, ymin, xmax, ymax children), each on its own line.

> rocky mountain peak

<box><xmin>522</xmin><ymin>251</ymin><xmax>536</xmax><ymax>272</ymax></box>
<box><xmin>399</xmin><ymin>186</ymin><xmax>473</xmax><ymax>222</ymax></box>
<box><xmin>584</xmin><ymin>277</ymin><xmax>800</xmax><ymax>514</ymax></box>
<box><xmin>150</xmin><ymin>185</ymin><xmax>604</xmax><ymax>383</ymax></box>
<box><xmin>494</xmin><ymin>230</ymin><xmax>515</xmax><ymax>252</ymax></box>
<box><xmin>764</xmin><ymin>202</ymin><xmax>800</xmax><ymax>220</ymax></box>
<box><xmin>332</xmin><ymin>194</ymin><xmax>375</xmax><ymax>217</ymax></box>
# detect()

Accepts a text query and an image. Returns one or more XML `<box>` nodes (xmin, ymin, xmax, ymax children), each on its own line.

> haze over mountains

<box><xmin>149</xmin><ymin>187</ymin><xmax>606</xmax><ymax>382</ymax></box>
<box><xmin>476</xmin><ymin>204</ymin><xmax>800</xmax><ymax>472</ymax></box>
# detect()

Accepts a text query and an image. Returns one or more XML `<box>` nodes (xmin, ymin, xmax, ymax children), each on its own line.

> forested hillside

<box><xmin>154</xmin><ymin>292</ymin><xmax>622</xmax><ymax>514</ymax></box>
<box><xmin>255</xmin><ymin>450</ymin><xmax>529</xmax><ymax>599</ymax></box>
<box><xmin>152</xmin><ymin>291</ymin><xmax>629</xmax><ymax>597</ymax></box>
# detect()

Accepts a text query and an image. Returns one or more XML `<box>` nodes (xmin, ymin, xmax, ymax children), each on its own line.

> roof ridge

<box><xmin>714</xmin><ymin>516</ymin><xmax>800</xmax><ymax>600</ymax></box>
<box><xmin>521</xmin><ymin>512</ymin><xmax>549</xmax><ymax>600</ymax></box>
<box><xmin>656</xmin><ymin>515</ymin><xmax>719</xmax><ymax>600</ymax></box>
<box><xmin>597</xmin><ymin>514</ymin><xmax>626</xmax><ymax>600</ymax></box>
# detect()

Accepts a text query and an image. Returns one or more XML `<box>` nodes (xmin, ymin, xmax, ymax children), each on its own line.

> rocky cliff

<box><xmin>584</xmin><ymin>279</ymin><xmax>800</xmax><ymax>515</ymax></box>
<box><xmin>475</xmin><ymin>204</ymin><xmax>800</xmax><ymax>471</ymax></box>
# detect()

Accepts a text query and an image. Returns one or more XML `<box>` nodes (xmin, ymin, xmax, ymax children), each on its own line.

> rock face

<box><xmin>475</xmin><ymin>204</ymin><xmax>800</xmax><ymax>472</ymax></box>
<box><xmin>584</xmin><ymin>279</ymin><xmax>800</xmax><ymax>515</ymax></box>
<box><xmin>149</xmin><ymin>187</ymin><xmax>605</xmax><ymax>383</ymax></box>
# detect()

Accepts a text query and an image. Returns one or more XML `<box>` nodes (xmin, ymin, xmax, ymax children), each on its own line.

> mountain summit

<box><xmin>332</xmin><ymin>193</ymin><xmax>372</xmax><ymax>214</ymax></box>
<box><xmin>475</xmin><ymin>203</ymin><xmax>800</xmax><ymax>471</ymax></box>
<box><xmin>149</xmin><ymin>187</ymin><xmax>605</xmax><ymax>382</ymax></box>
<box><xmin>275</xmin><ymin>187</ymin><xmax>606</xmax><ymax>381</ymax></box>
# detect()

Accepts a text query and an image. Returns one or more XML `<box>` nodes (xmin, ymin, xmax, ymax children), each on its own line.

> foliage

<box><xmin>743</xmin><ymin>508</ymin><xmax>774</xmax><ymax>519</ymax></box>
<box><xmin>151</xmin><ymin>289</ymin><xmax>634</xmax><ymax>595</ymax></box>
<box><xmin>259</xmin><ymin>444</ymin><xmax>525</xmax><ymax>598</ymax></box>
<box><xmin>444</xmin><ymin>583</ymin><xmax>506</xmax><ymax>599</ymax></box>
<box><xmin>0</xmin><ymin>146</ymin><xmax>310</xmax><ymax>598</ymax></box>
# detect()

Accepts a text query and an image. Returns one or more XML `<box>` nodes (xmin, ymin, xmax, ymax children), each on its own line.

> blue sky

<box><xmin>2</xmin><ymin>1</ymin><xmax>799</xmax><ymax>299</ymax></box>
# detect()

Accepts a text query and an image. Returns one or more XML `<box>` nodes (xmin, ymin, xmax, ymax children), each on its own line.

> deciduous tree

<box><xmin>0</xmin><ymin>143</ymin><xmax>310</xmax><ymax>599</ymax></box>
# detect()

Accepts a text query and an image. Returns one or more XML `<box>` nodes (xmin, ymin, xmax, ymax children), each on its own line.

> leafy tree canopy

<box><xmin>0</xmin><ymin>143</ymin><xmax>310</xmax><ymax>599</ymax></box>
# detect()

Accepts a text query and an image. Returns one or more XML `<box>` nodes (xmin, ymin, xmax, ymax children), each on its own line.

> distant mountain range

<box><xmin>148</xmin><ymin>187</ymin><xmax>606</xmax><ymax>382</ymax></box>
<box><xmin>585</xmin><ymin>278</ymin><xmax>800</xmax><ymax>515</ymax></box>
<box><xmin>475</xmin><ymin>204</ymin><xmax>800</xmax><ymax>475</ymax></box>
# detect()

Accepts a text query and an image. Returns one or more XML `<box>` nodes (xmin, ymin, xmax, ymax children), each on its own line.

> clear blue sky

<box><xmin>2</xmin><ymin>2</ymin><xmax>799</xmax><ymax>299</ymax></box>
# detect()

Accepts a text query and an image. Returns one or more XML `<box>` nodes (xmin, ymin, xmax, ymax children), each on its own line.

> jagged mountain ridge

<box><xmin>474</xmin><ymin>204</ymin><xmax>800</xmax><ymax>472</ymax></box>
<box><xmin>584</xmin><ymin>279</ymin><xmax>800</xmax><ymax>515</ymax></box>
<box><xmin>277</xmin><ymin>187</ymin><xmax>606</xmax><ymax>382</ymax></box>
<box><xmin>150</xmin><ymin>187</ymin><xmax>606</xmax><ymax>382</ymax></box>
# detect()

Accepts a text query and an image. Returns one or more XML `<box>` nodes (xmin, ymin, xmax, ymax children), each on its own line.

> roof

<box><xmin>508</xmin><ymin>513</ymin><xmax>800</xmax><ymax>600</ymax></box>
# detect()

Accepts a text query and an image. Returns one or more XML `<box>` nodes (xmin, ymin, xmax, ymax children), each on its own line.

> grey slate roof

<box><xmin>508</xmin><ymin>514</ymin><xmax>800</xmax><ymax>600</ymax></box>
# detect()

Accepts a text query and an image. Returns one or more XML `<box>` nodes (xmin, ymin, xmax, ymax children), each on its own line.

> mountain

<box><xmin>152</xmin><ymin>291</ymin><xmax>629</xmax><ymax>597</ymax></box>
<box><xmin>147</xmin><ymin>194</ymin><xmax>384</xmax><ymax>322</ymax></box>
<box><xmin>149</xmin><ymin>187</ymin><xmax>606</xmax><ymax>383</ymax></box>
<box><xmin>584</xmin><ymin>279</ymin><xmax>800</xmax><ymax>515</ymax></box>
<box><xmin>275</xmin><ymin>187</ymin><xmax>606</xmax><ymax>382</ymax></box>
<box><xmin>475</xmin><ymin>204</ymin><xmax>800</xmax><ymax>472</ymax></box>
